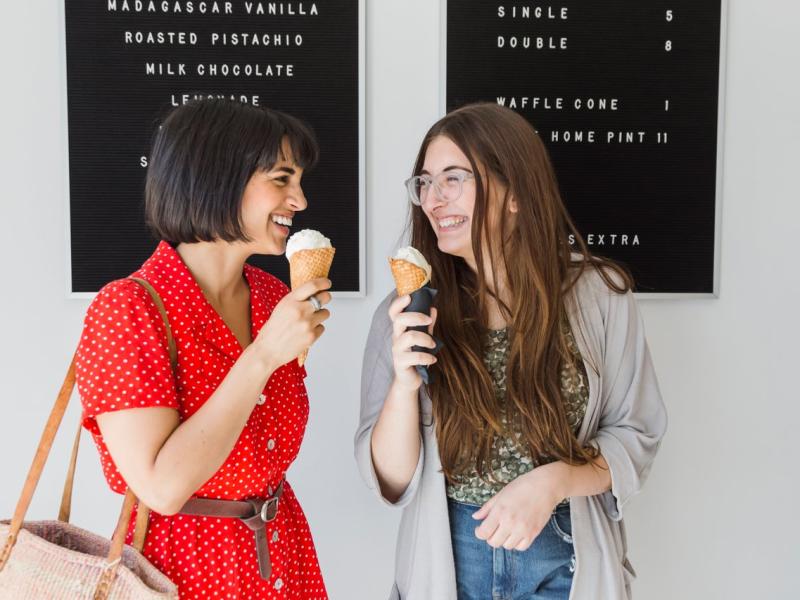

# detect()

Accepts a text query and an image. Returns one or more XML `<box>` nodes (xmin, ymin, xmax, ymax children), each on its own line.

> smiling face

<box><xmin>419</xmin><ymin>136</ymin><xmax>477</xmax><ymax>264</ymax></box>
<box><xmin>420</xmin><ymin>135</ymin><xmax>514</xmax><ymax>269</ymax></box>
<box><xmin>239</xmin><ymin>138</ymin><xmax>308</xmax><ymax>255</ymax></box>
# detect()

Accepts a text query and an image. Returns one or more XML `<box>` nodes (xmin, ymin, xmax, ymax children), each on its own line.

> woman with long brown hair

<box><xmin>356</xmin><ymin>103</ymin><xmax>667</xmax><ymax>599</ymax></box>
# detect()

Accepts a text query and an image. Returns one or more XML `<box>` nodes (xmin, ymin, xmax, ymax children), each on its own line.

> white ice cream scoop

<box><xmin>393</xmin><ymin>246</ymin><xmax>432</xmax><ymax>281</ymax></box>
<box><xmin>285</xmin><ymin>229</ymin><xmax>333</xmax><ymax>260</ymax></box>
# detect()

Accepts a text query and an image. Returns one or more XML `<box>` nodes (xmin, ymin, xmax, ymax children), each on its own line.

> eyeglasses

<box><xmin>404</xmin><ymin>169</ymin><xmax>474</xmax><ymax>206</ymax></box>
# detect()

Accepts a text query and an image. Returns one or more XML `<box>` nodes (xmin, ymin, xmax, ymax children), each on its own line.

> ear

<box><xmin>509</xmin><ymin>196</ymin><xmax>518</xmax><ymax>214</ymax></box>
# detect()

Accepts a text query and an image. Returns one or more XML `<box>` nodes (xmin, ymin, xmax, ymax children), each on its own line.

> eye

<box><xmin>273</xmin><ymin>176</ymin><xmax>289</xmax><ymax>185</ymax></box>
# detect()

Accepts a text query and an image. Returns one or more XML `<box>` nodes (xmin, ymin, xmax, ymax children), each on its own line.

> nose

<box><xmin>287</xmin><ymin>185</ymin><xmax>308</xmax><ymax>212</ymax></box>
<box><xmin>421</xmin><ymin>185</ymin><xmax>447</xmax><ymax>211</ymax></box>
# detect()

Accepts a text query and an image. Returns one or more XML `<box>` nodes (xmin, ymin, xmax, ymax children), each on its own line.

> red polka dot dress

<box><xmin>75</xmin><ymin>241</ymin><xmax>328</xmax><ymax>599</ymax></box>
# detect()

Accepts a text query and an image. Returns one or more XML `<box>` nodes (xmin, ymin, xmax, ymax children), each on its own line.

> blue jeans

<box><xmin>448</xmin><ymin>498</ymin><xmax>575</xmax><ymax>600</ymax></box>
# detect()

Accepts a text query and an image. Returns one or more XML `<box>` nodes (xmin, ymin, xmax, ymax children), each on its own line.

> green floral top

<box><xmin>445</xmin><ymin>321</ymin><xmax>590</xmax><ymax>506</ymax></box>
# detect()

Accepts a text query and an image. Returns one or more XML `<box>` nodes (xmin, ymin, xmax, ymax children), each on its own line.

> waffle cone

<box><xmin>389</xmin><ymin>258</ymin><xmax>429</xmax><ymax>296</ymax></box>
<box><xmin>289</xmin><ymin>247</ymin><xmax>335</xmax><ymax>367</ymax></box>
<box><xmin>289</xmin><ymin>247</ymin><xmax>336</xmax><ymax>290</ymax></box>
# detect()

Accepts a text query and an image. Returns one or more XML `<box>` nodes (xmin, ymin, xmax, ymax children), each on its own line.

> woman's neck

<box><xmin>176</xmin><ymin>241</ymin><xmax>249</xmax><ymax>303</ymax></box>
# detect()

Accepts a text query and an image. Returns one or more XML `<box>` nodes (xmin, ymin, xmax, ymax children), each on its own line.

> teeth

<box><xmin>438</xmin><ymin>217</ymin><xmax>467</xmax><ymax>229</ymax></box>
<box><xmin>272</xmin><ymin>215</ymin><xmax>292</xmax><ymax>227</ymax></box>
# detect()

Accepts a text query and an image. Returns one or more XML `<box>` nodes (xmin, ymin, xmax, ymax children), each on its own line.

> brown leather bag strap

<box><xmin>58</xmin><ymin>420</ymin><xmax>83</xmax><ymax>523</ymax></box>
<box><xmin>129</xmin><ymin>277</ymin><xmax>178</xmax><ymax>369</ymax></box>
<box><xmin>93</xmin><ymin>490</ymin><xmax>138</xmax><ymax>600</ymax></box>
<box><xmin>131</xmin><ymin>503</ymin><xmax>150</xmax><ymax>552</ymax></box>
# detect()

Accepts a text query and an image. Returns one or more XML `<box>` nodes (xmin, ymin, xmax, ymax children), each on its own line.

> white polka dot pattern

<box><xmin>75</xmin><ymin>242</ymin><xmax>327</xmax><ymax>599</ymax></box>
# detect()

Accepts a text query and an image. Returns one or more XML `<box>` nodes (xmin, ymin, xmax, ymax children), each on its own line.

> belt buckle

<box><xmin>260</xmin><ymin>497</ymin><xmax>279</xmax><ymax>522</ymax></box>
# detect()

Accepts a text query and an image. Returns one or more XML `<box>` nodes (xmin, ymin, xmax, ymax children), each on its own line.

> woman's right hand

<box><xmin>388</xmin><ymin>294</ymin><xmax>438</xmax><ymax>392</ymax></box>
<box><xmin>252</xmin><ymin>278</ymin><xmax>332</xmax><ymax>369</ymax></box>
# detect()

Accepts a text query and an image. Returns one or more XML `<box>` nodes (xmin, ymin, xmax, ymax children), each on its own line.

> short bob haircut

<box><xmin>145</xmin><ymin>98</ymin><xmax>319</xmax><ymax>244</ymax></box>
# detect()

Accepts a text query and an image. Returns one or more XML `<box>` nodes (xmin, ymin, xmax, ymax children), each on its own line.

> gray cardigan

<box><xmin>355</xmin><ymin>267</ymin><xmax>668</xmax><ymax>600</ymax></box>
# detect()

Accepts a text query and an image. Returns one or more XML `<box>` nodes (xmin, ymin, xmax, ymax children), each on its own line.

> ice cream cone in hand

<box><xmin>388</xmin><ymin>246</ymin><xmax>441</xmax><ymax>385</ymax></box>
<box><xmin>286</xmin><ymin>229</ymin><xmax>335</xmax><ymax>366</ymax></box>
<box><xmin>389</xmin><ymin>246</ymin><xmax>432</xmax><ymax>296</ymax></box>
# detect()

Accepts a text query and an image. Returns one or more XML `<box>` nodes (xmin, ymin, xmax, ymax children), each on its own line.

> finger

<box><xmin>295</xmin><ymin>278</ymin><xmax>332</xmax><ymax>300</ymax></box>
<box><xmin>396</xmin><ymin>352</ymin><xmax>437</xmax><ymax>370</ymax></box>
<box><xmin>472</xmin><ymin>498</ymin><xmax>494</xmax><ymax>521</ymax></box>
<box><xmin>392</xmin><ymin>312</ymin><xmax>434</xmax><ymax>339</ymax></box>
<box><xmin>314</xmin><ymin>291</ymin><xmax>332</xmax><ymax>306</ymax></box>
<box><xmin>395</xmin><ymin>348</ymin><xmax>438</xmax><ymax>369</ymax></box>
<box><xmin>388</xmin><ymin>294</ymin><xmax>411</xmax><ymax>320</ymax></box>
<box><xmin>312</xmin><ymin>324</ymin><xmax>325</xmax><ymax>341</ymax></box>
<box><xmin>503</xmin><ymin>533</ymin><xmax>524</xmax><ymax>551</ymax></box>
<box><xmin>486</xmin><ymin>525</ymin><xmax>513</xmax><ymax>549</ymax></box>
<box><xmin>397</xmin><ymin>330</ymin><xmax>437</xmax><ymax>351</ymax></box>
<box><xmin>515</xmin><ymin>537</ymin><xmax>533</xmax><ymax>552</ymax></box>
<box><xmin>428</xmin><ymin>307</ymin><xmax>438</xmax><ymax>336</ymax></box>
<box><xmin>310</xmin><ymin>308</ymin><xmax>331</xmax><ymax>326</ymax></box>
<box><xmin>519</xmin><ymin>524</ymin><xmax>544</xmax><ymax>550</ymax></box>
<box><xmin>474</xmin><ymin>512</ymin><xmax>499</xmax><ymax>541</ymax></box>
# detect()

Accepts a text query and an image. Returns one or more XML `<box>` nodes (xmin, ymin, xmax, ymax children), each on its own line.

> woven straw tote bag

<box><xmin>0</xmin><ymin>278</ymin><xmax>178</xmax><ymax>599</ymax></box>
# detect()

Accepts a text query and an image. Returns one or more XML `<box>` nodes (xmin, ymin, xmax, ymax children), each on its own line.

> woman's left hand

<box><xmin>472</xmin><ymin>464</ymin><xmax>566</xmax><ymax>551</ymax></box>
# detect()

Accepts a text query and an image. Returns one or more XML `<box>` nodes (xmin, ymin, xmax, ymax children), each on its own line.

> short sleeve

<box><xmin>75</xmin><ymin>279</ymin><xmax>179</xmax><ymax>436</ymax></box>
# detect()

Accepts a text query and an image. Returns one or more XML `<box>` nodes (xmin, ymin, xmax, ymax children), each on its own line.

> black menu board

<box><xmin>65</xmin><ymin>1</ymin><xmax>363</xmax><ymax>295</ymax></box>
<box><xmin>445</xmin><ymin>1</ymin><xmax>725</xmax><ymax>295</ymax></box>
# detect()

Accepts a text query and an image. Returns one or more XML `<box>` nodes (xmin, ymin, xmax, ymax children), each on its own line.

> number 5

<box><xmin>666</xmin><ymin>10</ymin><xmax>673</xmax><ymax>21</ymax></box>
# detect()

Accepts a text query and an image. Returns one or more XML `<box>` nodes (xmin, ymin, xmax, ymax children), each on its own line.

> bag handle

<box><xmin>0</xmin><ymin>277</ymin><xmax>178</xmax><ymax>597</ymax></box>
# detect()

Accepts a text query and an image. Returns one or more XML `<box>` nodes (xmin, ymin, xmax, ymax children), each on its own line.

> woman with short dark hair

<box><xmin>357</xmin><ymin>103</ymin><xmax>667</xmax><ymax>599</ymax></box>
<box><xmin>76</xmin><ymin>98</ymin><xmax>330</xmax><ymax>598</ymax></box>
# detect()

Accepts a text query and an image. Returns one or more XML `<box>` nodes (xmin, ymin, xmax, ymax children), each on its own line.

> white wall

<box><xmin>1</xmin><ymin>1</ymin><xmax>798</xmax><ymax>598</ymax></box>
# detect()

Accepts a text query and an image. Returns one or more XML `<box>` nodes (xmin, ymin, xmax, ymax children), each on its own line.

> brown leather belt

<box><xmin>177</xmin><ymin>480</ymin><xmax>284</xmax><ymax>580</ymax></box>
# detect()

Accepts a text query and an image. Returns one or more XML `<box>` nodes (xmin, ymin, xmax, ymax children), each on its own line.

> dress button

<box><xmin>274</xmin><ymin>578</ymin><xmax>284</xmax><ymax>590</ymax></box>
<box><xmin>256</xmin><ymin>394</ymin><xmax>267</xmax><ymax>405</ymax></box>
<box><xmin>267</xmin><ymin>439</ymin><xmax>276</xmax><ymax>451</ymax></box>
<box><xmin>272</xmin><ymin>531</ymin><xmax>279</xmax><ymax>542</ymax></box>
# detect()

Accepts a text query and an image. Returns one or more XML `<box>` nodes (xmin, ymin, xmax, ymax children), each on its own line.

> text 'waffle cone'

<box><xmin>389</xmin><ymin>258</ymin><xmax>429</xmax><ymax>296</ymax></box>
<box><xmin>289</xmin><ymin>247</ymin><xmax>335</xmax><ymax>366</ymax></box>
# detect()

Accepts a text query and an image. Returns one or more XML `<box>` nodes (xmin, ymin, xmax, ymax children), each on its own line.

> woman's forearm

<box><xmin>540</xmin><ymin>453</ymin><xmax>612</xmax><ymax>500</ymax></box>
<box><xmin>370</xmin><ymin>379</ymin><xmax>422</xmax><ymax>503</ymax></box>
<box><xmin>100</xmin><ymin>343</ymin><xmax>281</xmax><ymax>514</ymax></box>
<box><xmin>151</xmin><ymin>345</ymin><xmax>280</xmax><ymax>508</ymax></box>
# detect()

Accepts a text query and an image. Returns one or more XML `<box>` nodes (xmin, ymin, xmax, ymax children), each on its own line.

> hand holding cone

<box><xmin>389</xmin><ymin>246</ymin><xmax>442</xmax><ymax>384</ymax></box>
<box><xmin>286</xmin><ymin>230</ymin><xmax>335</xmax><ymax>366</ymax></box>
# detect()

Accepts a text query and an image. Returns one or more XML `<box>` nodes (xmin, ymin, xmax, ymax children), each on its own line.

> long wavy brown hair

<box><xmin>410</xmin><ymin>103</ymin><xmax>632</xmax><ymax>480</ymax></box>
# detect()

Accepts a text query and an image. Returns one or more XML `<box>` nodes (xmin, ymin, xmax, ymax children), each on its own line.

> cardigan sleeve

<box><xmin>589</xmin><ymin>281</ymin><xmax>668</xmax><ymax>521</ymax></box>
<box><xmin>354</xmin><ymin>291</ymin><xmax>424</xmax><ymax>508</ymax></box>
